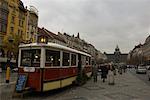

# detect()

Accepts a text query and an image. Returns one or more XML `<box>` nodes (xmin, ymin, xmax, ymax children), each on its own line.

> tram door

<box><xmin>78</xmin><ymin>54</ymin><xmax>82</xmax><ymax>73</ymax></box>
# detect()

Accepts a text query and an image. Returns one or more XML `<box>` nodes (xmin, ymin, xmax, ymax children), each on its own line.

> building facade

<box><xmin>37</xmin><ymin>28</ymin><xmax>105</xmax><ymax>63</ymax></box>
<box><xmin>128</xmin><ymin>35</ymin><xmax>150</xmax><ymax>65</ymax></box>
<box><xmin>0</xmin><ymin>0</ymin><xmax>9</xmax><ymax>55</ymax></box>
<box><xmin>142</xmin><ymin>35</ymin><xmax>150</xmax><ymax>64</ymax></box>
<box><xmin>105</xmin><ymin>45</ymin><xmax>128</xmax><ymax>64</ymax></box>
<box><xmin>0</xmin><ymin>0</ymin><xmax>38</xmax><ymax>68</ymax></box>
<box><xmin>25</xmin><ymin>6</ymin><xmax>38</xmax><ymax>43</ymax></box>
<box><xmin>37</xmin><ymin>27</ymin><xmax>66</xmax><ymax>45</ymax></box>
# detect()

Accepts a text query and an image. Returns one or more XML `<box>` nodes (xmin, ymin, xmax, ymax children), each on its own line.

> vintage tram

<box><xmin>17</xmin><ymin>42</ymin><xmax>92</xmax><ymax>92</ymax></box>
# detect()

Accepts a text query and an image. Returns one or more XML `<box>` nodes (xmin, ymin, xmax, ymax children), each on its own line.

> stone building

<box><xmin>58</xmin><ymin>32</ymin><xmax>105</xmax><ymax>62</ymax></box>
<box><xmin>0</xmin><ymin>0</ymin><xmax>28</xmax><ymax>63</ymax></box>
<box><xmin>105</xmin><ymin>45</ymin><xmax>128</xmax><ymax>64</ymax></box>
<box><xmin>142</xmin><ymin>35</ymin><xmax>150</xmax><ymax>64</ymax></box>
<box><xmin>25</xmin><ymin>6</ymin><xmax>38</xmax><ymax>43</ymax></box>
<box><xmin>0</xmin><ymin>0</ymin><xmax>38</xmax><ymax>68</ymax></box>
<box><xmin>37</xmin><ymin>29</ymin><xmax>105</xmax><ymax>62</ymax></box>
<box><xmin>128</xmin><ymin>35</ymin><xmax>150</xmax><ymax>65</ymax></box>
<box><xmin>0</xmin><ymin>0</ymin><xmax>9</xmax><ymax>55</ymax></box>
<box><xmin>37</xmin><ymin>27</ymin><xmax>66</xmax><ymax>46</ymax></box>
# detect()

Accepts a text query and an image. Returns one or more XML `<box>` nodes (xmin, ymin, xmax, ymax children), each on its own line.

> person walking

<box><xmin>123</xmin><ymin>65</ymin><xmax>127</xmax><ymax>73</ymax></box>
<box><xmin>108</xmin><ymin>65</ymin><xmax>115</xmax><ymax>85</ymax></box>
<box><xmin>101</xmin><ymin>64</ymin><xmax>108</xmax><ymax>82</ymax></box>
<box><xmin>112</xmin><ymin>65</ymin><xmax>116</xmax><ymax>75</ymax></box>
<box><xmin>118</xmin><ymin>65</ymin><xmax>122</xmax><ymax>74</ymax></box>
<box><xmin>93</xmin><ymin>64</ymin><xmax>98</xmax><ymax>82</ymax></box>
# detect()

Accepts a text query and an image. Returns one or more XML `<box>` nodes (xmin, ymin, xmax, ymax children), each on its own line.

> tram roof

<box><xmin>19</xmin><ymin>43</ymin><xmax>91</xmax><ymax>57</ymax></box>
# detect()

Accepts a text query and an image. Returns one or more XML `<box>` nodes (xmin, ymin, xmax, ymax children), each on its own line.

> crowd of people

<box><xmin>92</xmin><ymin>63</ymin><xmax>127</xmax><ymax>85</ymax></box>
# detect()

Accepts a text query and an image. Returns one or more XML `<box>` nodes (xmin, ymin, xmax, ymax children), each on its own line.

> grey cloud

<box><xmin>22</xmin><ymin>0</ymin><xmax>150</xmax><ymax>53</ymax></box>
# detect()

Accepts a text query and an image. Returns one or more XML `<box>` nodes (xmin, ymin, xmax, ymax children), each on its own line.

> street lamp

<box><xmin>7</xmin><ymin>36</ymin><xmax>14</xmax><ymax>61</ymax></box>
<box><xmin>6</xmin><ymin>36</ymin><xmax>14</xmax><ymax>83</ymax></box>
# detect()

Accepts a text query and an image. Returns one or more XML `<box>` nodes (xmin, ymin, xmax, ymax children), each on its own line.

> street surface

<box><xmin>129</xmin><ymin>68</ymin><xmax>150</xmax><ymax>86</ymax></box>
<box><xmin>0</xmin><ymin>70</ymin><xmax>150</xmax><ymax>100</ymax></box>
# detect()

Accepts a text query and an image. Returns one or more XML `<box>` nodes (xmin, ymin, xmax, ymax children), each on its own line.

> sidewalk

<box><xmin>0</xmin><ymin>72</ymin><xmax>17</xmax><ymax>86</ymax></box>
<box><xmin>52</xmin><ymin>71</ymin><xmax>150</xmax><ymax>100</ymax></box>
<box><xmin>0</xmin><ymin>71</ymin><xmax>150</xmax><ymax>100</ymax></box>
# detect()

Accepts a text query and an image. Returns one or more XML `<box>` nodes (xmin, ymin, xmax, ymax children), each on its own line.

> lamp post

<box><xmin>8</xmin><ymin>36</ymin><xmax>14</xmax><ymax>62</ymax></box>
<box><xmin>6</xmin><ymin>36</ymin><xmax>14</xmax><ymax>84</ymax></box>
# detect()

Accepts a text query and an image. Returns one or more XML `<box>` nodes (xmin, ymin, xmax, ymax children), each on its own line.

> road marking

<box><xmin>0</xmin><ymin>81</ymin><xmax>16</xmax><ymax>86</ymax></box>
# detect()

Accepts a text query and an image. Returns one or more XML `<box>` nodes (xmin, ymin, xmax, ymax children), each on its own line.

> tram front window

<box><xmin>21</xmin><ymin>49</ymin><xmax>41</xmax><ymax>67</ymax></box>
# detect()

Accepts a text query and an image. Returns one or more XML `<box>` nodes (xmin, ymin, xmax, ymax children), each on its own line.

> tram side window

<box><xmin>71</xmin><ymin>54</ymin><xmax>76</xmax><ymax>66</ymax></box>
<box><xmin>81</xmin><ymin>55</ymin><xmax>85</xmax><ymax>65</ymax></box>
<box><xmin>21</xmin><ymin>49</ymin><xmax>41</xmax><ymax>67</ymax></box>
<box><xmin>89</xmin><ymin>57</ymin><xmax>91</xmax><ymax>65</ymax></box>
<box><xmin>63</xmin><ymin>52</ymin><xmax>70</xmax><ymax>66</ymax></box>
<box><xmin>86</xmin><ymin>56</ymin><xmax>89</xmax><ymax>65</ymax></box>
<box><xmin>46</xmin><ymin>50</ymin><xmax>60</xmax><ymax>66</ymax></box>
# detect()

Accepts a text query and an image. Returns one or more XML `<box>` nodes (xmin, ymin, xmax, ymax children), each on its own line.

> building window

<box><xmin>63</xmin><ymin>52</ymin><xmax>70</xmax><ymax>66</ymax></box>
<box><xmin>46</xmin><ymin>50</ymin><xmax>60</xmax><ymax>66</ymax></box>
<box><xmin>0</xmin><ymin>23</ymin><xmax>7</xmax><ymax>33</ymax></box>
<box><xmin>10</xmin><ymin>27</ymin><xmax>14</xmax><ymax>33</ymax></box>
<box><xmin>0</xmin><ymin>23</ymin><xmax>2</xmax><ymax>32</ymax></box>
<box><xmin>19</xmin><ymin>20</ymin><xmax>24</xmax><ymax>27</ymax></box>
<box><xmin>19</xmin><ymin>20</ymin><xmax>21</xmax><ymax>26</ymax></box>
<box><xmin>11</xmin><ymin>16</ymin><xmax>15</xmax><ymax>24</ymax></box>
<box><xmin>18</xmin><ymin>29</ymin><xmax>20</xmax><ymax>35</ymax></box>
<box><xmin>71</xmin><ymin>54</ymin><xmax>76</xmax><ymax>66</ymax></box>
<box><xmin>22</xmin><ymin>21</ymin><xmax>24</xmax><ymax>26</ymax></box>
<box><xmin>2</xmin><ymin>24</ymin><xmax>7</xmax><ymax>33</ymax></box>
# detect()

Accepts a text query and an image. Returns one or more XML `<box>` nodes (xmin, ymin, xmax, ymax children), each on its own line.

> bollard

<box><xmin>6</xmin><ymin>66</ymin><xmax>10</xmax><ymax>83</ymax></box>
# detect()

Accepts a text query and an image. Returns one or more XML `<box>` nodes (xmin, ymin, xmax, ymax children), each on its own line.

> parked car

<box><xmin>136</xmin><ymin>66</ymin><xmax>147</xmax><ymax>74</ymax></box>
<box><xmin>146</xmin><ymin>65</ymin><xmax>150</xmax><ymax>70</ymax></box>
<box><xmin>146</xmin><ymin>66</ymin><xmax>150</xmax><ymax>81</ymax></box>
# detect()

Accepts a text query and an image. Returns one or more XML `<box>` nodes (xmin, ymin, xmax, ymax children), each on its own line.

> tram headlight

<box><xmin>41</xmin><ymin>38</ymin><xmax>46</xmax><ymax>43</ymax></box>
<box><xmin>35</xmin><ymin>55</ymin><xmax>38</xmax><ymax>58</ymax></box>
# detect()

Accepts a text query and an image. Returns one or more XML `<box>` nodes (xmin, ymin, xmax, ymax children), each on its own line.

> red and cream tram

<box><xmin>18</xmin><ymin>42</ymin><xmax>92</xmax><ymax>92</ymax></box>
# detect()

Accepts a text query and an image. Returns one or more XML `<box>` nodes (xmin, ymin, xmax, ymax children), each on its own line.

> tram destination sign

<box><xmin>15</xmin><ymin>74</ymin><xmax>28</xmax><ymax>92</ymax></box>
<box><xmin>24</xmin><ymin>67</ymin><xmax>35</xmax><ymax>72</ymax></box>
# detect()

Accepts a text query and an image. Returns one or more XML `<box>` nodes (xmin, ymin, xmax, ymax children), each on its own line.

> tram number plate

<box><xmin>24</xmin><ymin>67</ymin><xmax>35</xmax><ymax>72</ymax></box>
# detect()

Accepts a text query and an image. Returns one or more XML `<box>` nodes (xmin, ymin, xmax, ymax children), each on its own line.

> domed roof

<box><xmin>145</xmin><ymin>35</ymin><xmax>150</xmax><ymax>43</ymax></box>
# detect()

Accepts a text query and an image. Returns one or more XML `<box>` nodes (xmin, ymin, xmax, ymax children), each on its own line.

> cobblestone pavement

<box><xmin>0</xmin><ymin>72</ymin><xmax>18</xmax><ymax>85</ymax></box>
<box><xmin>0</xmin><ymin>71</ymin><xmax>150</xmax><ymax>100</ymax></box>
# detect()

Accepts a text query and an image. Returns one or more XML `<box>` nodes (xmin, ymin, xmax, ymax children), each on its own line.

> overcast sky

<box><xmin>22</xmin><ymin>0</ymin><xmax>150</xmax><ymax>53</ymax></box>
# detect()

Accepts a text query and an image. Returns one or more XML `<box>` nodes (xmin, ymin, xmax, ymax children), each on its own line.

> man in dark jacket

<box><xmin>101</xmin><ymin>65</ymin><xmax>108</xmax><ymax>82</ymax></box>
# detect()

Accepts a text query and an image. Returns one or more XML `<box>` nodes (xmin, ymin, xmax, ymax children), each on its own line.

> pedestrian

<box><xmin>118</xmin><ymin>65</ymin><xmax>122</xmax><ymax>75</ymax></box>
<box><xmin>101</xmin><ymin>64</ymin><xmax>108</xmax><ymax>82</ymax></box>
<box><xmin>108</xmin><ymin>65</ymin><xmax>115</xmax><ymax>85</ymax></box>
<box><xmin>93</xmin><ymin>64</ymin><xmax>98</xmax><ymax>82</ymax></box>
<box><xmin>123</xmin><ymin>65</ymin><xmax>127</xmax><ymax>73</ymax></box>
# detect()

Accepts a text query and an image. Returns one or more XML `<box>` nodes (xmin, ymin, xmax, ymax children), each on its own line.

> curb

<box><xmin>0</xmin><ymin>81</ymin><xmax>16</xmax><ymax>86</ymax></box>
